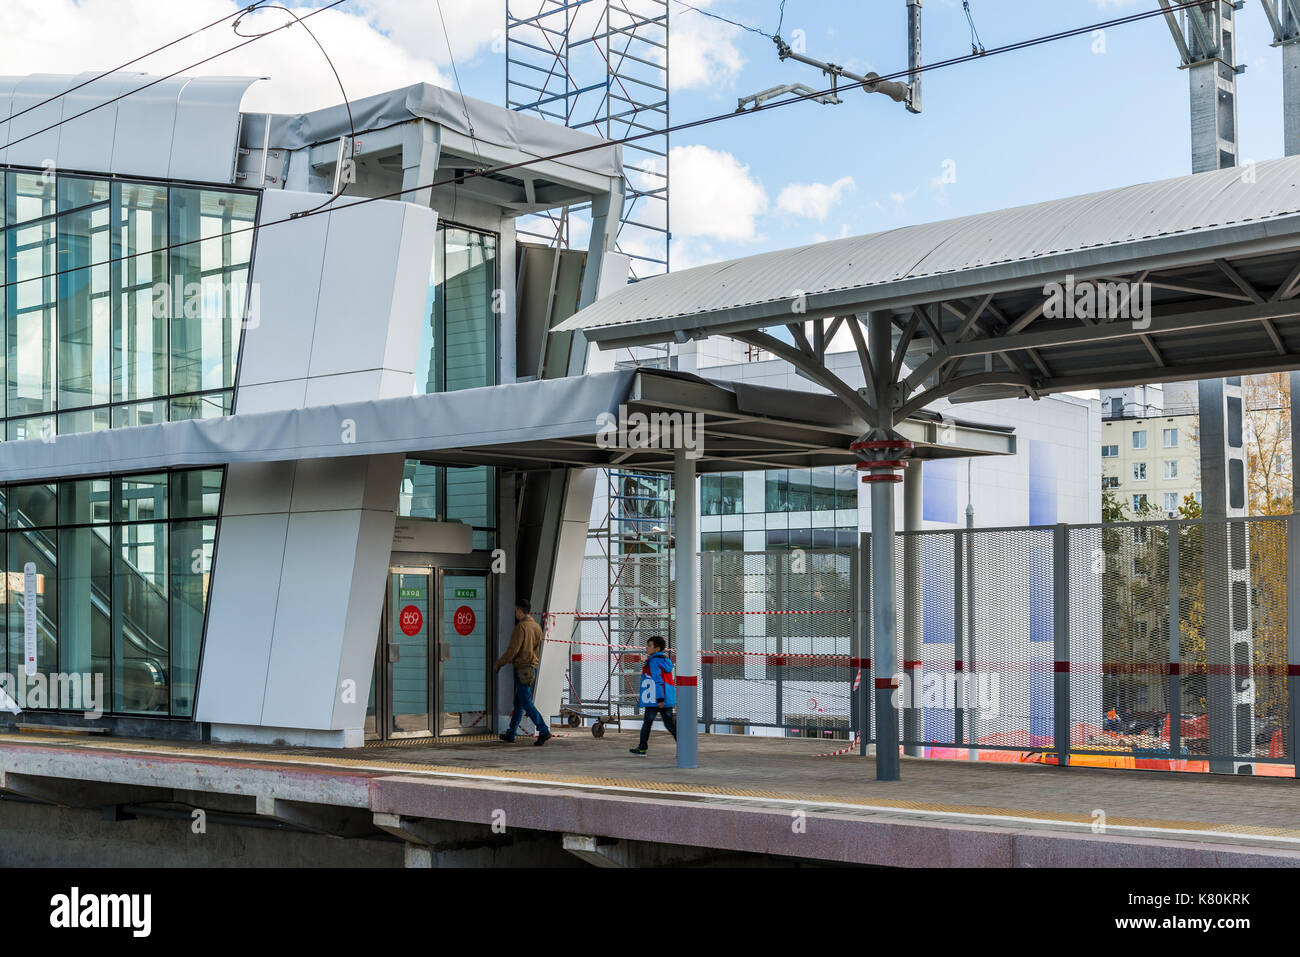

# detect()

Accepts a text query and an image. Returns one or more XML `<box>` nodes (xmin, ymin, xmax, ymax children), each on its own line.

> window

<box><xmin>1102</xmin><ymin>445</ymin><xmax>1118</xmax><ymax>458</ymax></box>
<box><xmin>1132</xmin><ymin>430</ymin><xmax>1147</xmax><ymax>450</ymax></box>
<box><xmin>2</xmin><ymin>468</ymin><xmax>222</xmax><ymax>718</ymax></box>
<box><xmin>1110</xmin><ymin>397</ymin><xmax>1123</xmax><ymax>417</ymax></box>
<box><xmin>1</xmin><ymin>168</ymin><xmax>255</xmax><ymax>435</ymax></box>
<box><xmin>1164</xmin><ymin>492</ymin><xmax>1179</xmax><ymax>513</ymax></box>
<box><xmin>765</xmin><ymin>469</ymin><xmax>812</xmax><ymax>513</ymax></box>
<box><xmin>1163</xmin><ymin>460</ymin><xmax>1178</xmax><ymax>479</ymax></box>
<box><xmin>810</xmin><ymin>468</ymin><xmax>837</xmax><ymax>512</ymax></box>
<box><xmin>1132</xmin><ymin>462</ymin><xmax>1147</xmax><ymax>481</ymax></box>
<box><xmin>702</xmin><ymin>473</ymin><xmax>744</xmax><ymax>516</ymax></box>
<box><xmin>1132</xmin><ymin>494</ymin><xmax>1148</xmax><ymax>512</ymax></box>
<box><xmin>1162</xmin><ymin>428</ymin><xmax>1178</xmax><ymax>448</ymax></box>
<box><xmin>401</xmin><ymin>224</ymin><xmax>501</xmax><ymax>548</ymax></box>
<box><xmin>1102</xmin><ymin>476</ymin><xmax>1120</xmax><ymax>489</ymax></box>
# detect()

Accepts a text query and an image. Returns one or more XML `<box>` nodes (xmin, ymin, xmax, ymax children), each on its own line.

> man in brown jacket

<box><xmin>495</xmin><ymin>598</ymin><xmax>552</xmax><ymax>745</ymax></box>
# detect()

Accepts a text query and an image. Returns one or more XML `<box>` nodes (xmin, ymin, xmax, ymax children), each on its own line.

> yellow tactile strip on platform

<box><xmin>1</xmin><ymin>732</ymin><xmax>1297</xmax><ymax>843</ymax></box>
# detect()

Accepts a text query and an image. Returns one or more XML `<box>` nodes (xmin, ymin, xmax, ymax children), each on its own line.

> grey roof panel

<box><xmin>258</xmin><ymin>81</ymin><xmax>621</xmax><ymax>181</ymax></box>
<box><xmin>557</xmin><ymin>156</ymin><xmax>1300</xmax><ymax>339</ymax></box>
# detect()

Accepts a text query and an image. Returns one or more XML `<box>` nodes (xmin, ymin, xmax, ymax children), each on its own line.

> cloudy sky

<box><xmin>2</xmin><ymin>0</ymin><xmax>1295</xmax><ymax>271</ymax></box>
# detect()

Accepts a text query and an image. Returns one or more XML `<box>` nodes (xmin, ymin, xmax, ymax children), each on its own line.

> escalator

<box><xmin>9</xmin><ymin>483</ymin><xmax>189</xmax><ymax>715</ymax></box>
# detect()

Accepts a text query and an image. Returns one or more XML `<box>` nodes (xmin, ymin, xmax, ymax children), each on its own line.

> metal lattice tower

<box><xmin>1160</xmin><ymin>0</ymin><xmax>1254</xmax><ymax>772</ymax></box>
<box><xmin>506</xmin><ymin>0</ymin><xmax>670</xmax><ymax>280</ymax></box>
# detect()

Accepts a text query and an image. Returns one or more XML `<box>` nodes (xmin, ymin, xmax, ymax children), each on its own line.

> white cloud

<box><xmin>669</xmin><ymin>144</ymin><xmax>768</xmax><ymax>242</ymax></box>
<box><xmin>667</xmin><ymin>1</ymin><xmax>746</xmax><ymax>91</ymax></box>
<box><xmin>777</xmin><ymin>176</ymin><xmax>856</xmax><ymax>220</ymax></box>
<box><xmin>0</xmin><ymin>0</ymin><xmax>455</xmax><ymax>115</ymax></box>
<box><xmin>355</xmin><ymin>0</ymin><xmax>505</xmax><ymax>67</ymax></box>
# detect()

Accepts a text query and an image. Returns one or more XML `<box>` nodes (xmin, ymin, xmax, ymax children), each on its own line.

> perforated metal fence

<box><xmin>700</xmin><ymin>549</ymin><xmax>859</xmax><ymax>738</ymax></box>
<box><xmin>682</xmin><ymin>516</ymin><xmax>1295</xmax><ymax>772</ymax></box>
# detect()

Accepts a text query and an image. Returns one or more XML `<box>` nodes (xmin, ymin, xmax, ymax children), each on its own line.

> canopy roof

<box><xmin>0</xmin><ymin>370</ymin><xmax>1013</xmax><ymax>483</ymax></box>
<box><xmin>556</xmin><ymin>156</ymin><xmax>1300</xmax><ymax>417</ymax></box>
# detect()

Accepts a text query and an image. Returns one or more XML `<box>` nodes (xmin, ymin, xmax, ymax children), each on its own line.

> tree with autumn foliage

<box><xmin>1170</xmin><ymin>376</ymin><xmax>1290</xmax><ymax>748</ymax></box>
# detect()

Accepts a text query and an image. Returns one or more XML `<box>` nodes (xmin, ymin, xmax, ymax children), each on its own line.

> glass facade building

<box><xmin>700</xmin><ymin>466</ymin><xmax>860</xmax><ymax>551</ymax></box>
<box><xmin>401</xmin><ymin>224</ymin><xmax>499</xmax><ymax>549</ymax></box>
<box><xmin>0</xmin><ymin>166</ymin><xmax>246</xmax><ymax>719</ymax></box>
<box><xmin>1</xmin><ymin>168</ymin><xmax>257</xmax><ymax>438</ymax></box>
<box><xmin>0</xmin><ymin>467</ymin><xmax>222</xmax><ymax>717</ymax></box>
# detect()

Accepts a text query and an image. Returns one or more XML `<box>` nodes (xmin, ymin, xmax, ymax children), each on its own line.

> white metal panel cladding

<box><xmin>110</xmin><ymin>76</ymin><xmax>190</xmax><ymax>180</ymax></box>
<box><xmin>0</xmin><ymin>73</ymin><xmax>258</xmax><ymax>185</ymax></box>
<box><xmin>237</xmin><ymin>191</ymin><xmax>332</xmax><ymax>392</ymax></box>
<box><xmin>2</xmin><ymin>74</ymin><xmax>66</xmax><ymax>171</ymax></box>
<box><xmin>556</xmin><ymin>156</ymin><xmax>1300</xmax><ymax>337</ymax></box>
<box><xmin>0</xmin><ymin>75</ymin><xmax>21</xmax><ymax>166</ymax></box>
<box><xmin>54</xmin><ymin>73</ymin><xmax>130</xmax><ymax>174</ymax></box>
<box><xmin>170</xmin><ymin>76</ymin><xmax>262</xmax><ymax>184</ymax></box>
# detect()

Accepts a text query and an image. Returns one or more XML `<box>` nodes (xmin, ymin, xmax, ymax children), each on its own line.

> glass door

<box><xmin>437</xmin><ymin>570</ymin><xmax>491</xmax><ymax>734</ymax></box>
<box><xmin>366</xmin><ymin>566</ymin><xmax>435</xmax><ymax>739</ymax></box>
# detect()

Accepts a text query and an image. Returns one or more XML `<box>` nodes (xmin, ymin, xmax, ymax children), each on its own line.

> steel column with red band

<box><xmin>852</xmin><ymin>437</ymin><xmax>915</xmax><ymax>484</ymax></box>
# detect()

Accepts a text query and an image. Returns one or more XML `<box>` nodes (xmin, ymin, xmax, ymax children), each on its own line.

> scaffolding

<box><xmin>505</xmin><ymin>0</ymin><xmax>670</xmax><ymax>280</ymax></box>
<box><xmin>567</xmin><ymin>469</ymin><xmax>673</xmax><ymax>734</ymax></box>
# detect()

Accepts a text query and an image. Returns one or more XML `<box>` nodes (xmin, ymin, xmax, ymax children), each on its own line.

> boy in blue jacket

<box><xmin>630</xmin><ymin>635</ymin><xmax>677</xmax><ymax>756</ymax></box>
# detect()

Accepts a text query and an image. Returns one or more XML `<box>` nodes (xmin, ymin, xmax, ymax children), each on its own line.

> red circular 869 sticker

<box><xmin>399</xmin><ymin>605</ymin><xmax>423</xmax><ymax>636</ymax></box>
<box><xmin>453</xmin><ymin>605</ymin><xmax>476</xmax><ymax>636</ymax></box>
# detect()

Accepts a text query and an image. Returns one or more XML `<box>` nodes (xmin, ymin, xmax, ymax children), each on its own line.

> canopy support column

<box><xmin>854</xmin><ymin>312</ymin><xmax>914</xmax><ymax>782</ymax></box>
<box><xmin>674</xmin><ymin>446</ymin><xmax>699</xmax><ymax>769</ymax></box>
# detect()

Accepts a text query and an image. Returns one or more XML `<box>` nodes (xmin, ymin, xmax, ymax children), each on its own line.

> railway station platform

<box><xmin>0</xmin><ymin>729</ymin><xmax>1295</xmax><ymax>867</ymax></box>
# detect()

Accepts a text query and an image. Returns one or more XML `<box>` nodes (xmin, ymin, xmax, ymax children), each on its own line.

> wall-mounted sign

<box><xmin>23</xmin><ymin>562</ymin><xmax>36</xmax><ymax>677</ymax></box>
<box><xmin>399</xmin><ymin>605</ymin><xmax>423</xmax><ymax>637</ymax></box>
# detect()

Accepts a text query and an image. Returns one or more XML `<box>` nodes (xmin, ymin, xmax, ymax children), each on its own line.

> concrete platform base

<box><xmin>0</xmin><ymin>731</ymin><xmax>1295</xmax><ymax>867</ymax></box>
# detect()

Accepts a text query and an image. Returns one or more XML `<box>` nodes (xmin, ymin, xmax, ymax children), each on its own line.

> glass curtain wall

<box><xmin>1</xmin><ymin>168</ymin><xmax>256</xmax><ymax>437</ymax></box>
<box><xmin>401</xmin><ymin>224</ymin><xmax>499</xmax><ymax>549</ymax></box>
<box><xmin>1</xmin><ymin>468</ymin><xmax>222</xmax><ymax>717</ymax></box>
<box><xmin>701</xmin><ymin>466</ymin><xmax>859</xmax><ymax>552</ymax></box>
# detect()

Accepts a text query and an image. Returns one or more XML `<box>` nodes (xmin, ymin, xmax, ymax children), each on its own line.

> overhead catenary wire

<box><xmin>0</xmin><ymin>1</ymin><xmax>270</xmax><ymax>129</ymax></box>
<box><xmin>0</xmin><ymin>0</ymin><xmax>350</xmax><ymax>155</ymax></box>
<box><xmin>0</xmin><ymin>0</ymin><xmax>1214</xmax><ymax>295</ymax></box>
<box><xmin>963</xmin><ymin>0</ymin><xmax>987</xmax><ymax>56</ymax></box>
<box><xmin>435</xmin><ymin>0</ymin><xmax>483</xmax><ymax>225</ymax></box>
<box><xmin>670</xmin><ymin>0</ymin><xmax>775</xmax><ymax>38</ymax></box>
<box><xmin>232</xmin><ymin>3</ymin><xmax>357</xmax><ymax>217</ymax></box>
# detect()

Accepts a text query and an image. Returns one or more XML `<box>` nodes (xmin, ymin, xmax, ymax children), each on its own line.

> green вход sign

<box><xmin>453</xmin><ymin>588</ymin><xmax>477</xmax><ymax>599</ymax></box>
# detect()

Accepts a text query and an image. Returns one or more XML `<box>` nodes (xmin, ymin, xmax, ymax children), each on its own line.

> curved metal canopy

<box><xmin>556</xmin><ymin>156</ymin><xmax>1300</xmax><ymax>427</ymax></box>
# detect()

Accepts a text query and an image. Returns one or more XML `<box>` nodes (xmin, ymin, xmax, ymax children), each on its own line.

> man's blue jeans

<box><xmin>506</xmin><ymin>669</ymin><xmax>549</xmax><ymax>737</ymax></box>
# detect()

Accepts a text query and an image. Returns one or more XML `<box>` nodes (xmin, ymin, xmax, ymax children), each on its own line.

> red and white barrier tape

<box><xmin>813</xmin><ymin>732</ymin><xmax>862</xmax><ymax>757</ymax></box>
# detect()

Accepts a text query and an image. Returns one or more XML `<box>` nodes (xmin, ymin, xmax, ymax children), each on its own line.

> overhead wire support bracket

<box><xmin>736</xmin><ymin>82</ymin><xmax>840</xmax><ymax>112</ymax></box>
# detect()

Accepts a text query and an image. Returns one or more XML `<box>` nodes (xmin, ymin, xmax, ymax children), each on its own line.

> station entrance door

<box><xmin>366</xmin><ymin>565</ymin><xmax>492</xmax><ymax>740</ymax></box>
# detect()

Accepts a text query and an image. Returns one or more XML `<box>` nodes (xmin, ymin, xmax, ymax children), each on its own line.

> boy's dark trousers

<box><xmin>638</xmin><ymin>704</ymin><xmax>678</xmax><ymax>750</ymax></box>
